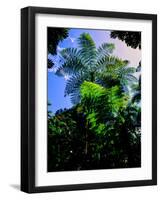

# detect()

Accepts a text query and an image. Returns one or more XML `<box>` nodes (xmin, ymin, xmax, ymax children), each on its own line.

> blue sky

<box><xmin>48</xmin><ymin>28</ymin><xmax>141</xmax><ymax>113</ymax></box>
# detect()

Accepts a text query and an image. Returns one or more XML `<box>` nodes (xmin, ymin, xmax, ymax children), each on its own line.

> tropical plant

<box><xmin>96</xmin><ymin>57</ymin><xmax>137</xmax><ymax>92</ymax></box>
<box><xmin>47</xmin><ymin>31</ymin><xmax>141</xmax><ymax>171</ymax></box>
<box><xmin>80</xmin><ymin>81</ymin><xmax>140</xmax><ymax>168</ymax></box>
<box><xmin>55</xmin><ymin>33</ymin><xmax>136</xmax><ymax>104</ymax></box>
<box><xmin>80</xmin><ymin>81</ymin><xmax>129</xmax><ymax>131</ymax></box>
<box><xmin>79</xmin><ymin>81</ymin><xmax>128</xmax><ymax>156</ymax></box>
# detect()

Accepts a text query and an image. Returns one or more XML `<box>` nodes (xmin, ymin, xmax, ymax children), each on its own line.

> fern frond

<box><xmin>96</xmin><ymin>56</ymin><xmax>117</xmax><ymax>71</ymax></box>
<box><xmin>60</xmin><ymin>48</ymin><xmax>78</xmax><ymax>60</ymax></box>
<box><xmin>77</xmin><ymin>33</ymin><xmax>97</xmax><ymax>67</ymax></box>
<box><xmin>56</xmin><ymin>48</ymin><xmax>85</xmax><ymax>76</ymax></box>
<box><xmin>65</xmin><ymin>73</ymin><xmax>89</xmax><ymax>104</ymax></box>
<box><xmin>96</xmin><ymin>43</ymin><xmax>115</xmax><ymax>62</ymax></box>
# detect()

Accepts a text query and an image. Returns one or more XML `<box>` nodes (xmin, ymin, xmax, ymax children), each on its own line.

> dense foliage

<box><xmin>48</xmin><ymin>32</ymin><xmax>141</xmax><ymax>171</ymax></box>
<box><xmin>47</xmin><ymin>28</ymin><xmax>69</xmax><ymax>68</ymax></box>
<box><xmin>110</xmin><ymin>31</ymin><xmax>141</xmax><ymax>49</ymax></box>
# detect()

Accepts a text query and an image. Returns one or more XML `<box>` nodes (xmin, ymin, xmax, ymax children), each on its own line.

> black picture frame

<box><xmin>21</xmin><ymin>6</ymin><xmax>157</xmax><ymax>193</ymax></box>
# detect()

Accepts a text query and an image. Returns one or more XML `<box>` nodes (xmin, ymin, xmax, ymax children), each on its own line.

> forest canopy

<box><xmin>110</xmin><ymin>31</ymin><xmax>141</xmax><ymax>49</ymax></box>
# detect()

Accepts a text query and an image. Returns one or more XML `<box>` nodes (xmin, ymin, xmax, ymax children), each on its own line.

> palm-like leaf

<box><xmin>54</xmin><ymin>33</ymin><xmax>136</xmax><ymax>104</ymax></box>
<box><xmin>77</xmin><ymin>33</ymin><xmax>97</xmax><ymax>67</ymax></box>
<box><xmin>97</xmin><ymin>57</ymin><xmax>136</xmax><ymax>90</ymax></box>
<box><xmin>96</xmin><ymin>43</ymin><xmax>115</xmax><ymax>62</ymax></box>
<box><xmin>55</xmin><ymin>48</ymin><xmax>84</xmax><ymax>76</ymax></box>
<box><xmin>80</xmin><ymin>82</ymin><xmax>129</xmax><ymax>131</ymax></box>
<box><xmin>117</xmin><ymin>67</ymin><xmax>137</xmax><ymax>82</ymax></box>
<box><xmin>96</xmin><ymin>56</ymin><xmax>118</xmax><ymax>72</ymax></box>
<box><xmin>64</xmin><ymin>72</ymin><xmax>91</xmax><ymax>104</ymax></box>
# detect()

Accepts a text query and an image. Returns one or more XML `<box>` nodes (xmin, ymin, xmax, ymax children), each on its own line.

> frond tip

<box><xmin>77</xmin><ymin>33</ymin><xmax>97</xmax><ymax>66</ymax></box>
<box><xmin>97</xmin><ymin>43</ymin><xmax>115</xmax><ymax>61</ymax></box>
<box><xmin>65</xmin><ymin>73</ymin><xmax>88</xmax><ymax>104</ymax></box>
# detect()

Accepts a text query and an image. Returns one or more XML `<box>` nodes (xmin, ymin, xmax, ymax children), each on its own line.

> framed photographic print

<box><xmin>21</xmin><ymin>6</ymin><xmax>157</xmax><ymax>193</ymax></box>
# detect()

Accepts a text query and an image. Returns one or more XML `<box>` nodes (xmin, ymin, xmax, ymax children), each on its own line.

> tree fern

<box><xmin>54</xmin><ymin>33</ymin><xmax>136</xmax><ymax>104</ymax></box>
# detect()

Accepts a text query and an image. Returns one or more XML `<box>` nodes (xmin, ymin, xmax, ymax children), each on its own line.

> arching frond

<box><xmin>77</xmin><ymin>33</ymin><xmax>97</xmax><ymax>67</ymax></box>
<box><xmin>70</xmin><ymin>90</ymin><xmax>81</xmax><ymax>105</ymax></box>
<box><xmin>55</xmin><ymin>48</ymin><xmax>85</xmax><ymax>76</ymax></box>
<box><xmin>107</xmin><ymin>58</ymin><xmax>129</xmax><ymax>71</ymax></box>
<box><xmin>124</xmin><ymin>74</ymin><xmax>137</xmax><ymax>82</ymax></box>
<box><xmin>96</xmin><ymin>43</ymin><xmax>115</xmax><ymax>62</ymax></box>
<box><xmin>64</xmin><ymin>73</ymin><xmax>89</xmax><ymax>104</ymax></box>
<box><xmin>80</xmin><ymin>82</ymin><xmax>129</xmax><ymax>124</ymax></box>
<box><xmin>96</xmin><ymin>58</ymin><xmax>136</xmax><ymax>89</ymax></box>
<box><xmin>56</xmin><ymin>57</ymin><xmax>84</xmax><ymax>76</ymax></box>
<box><xmin>96</xmin><ymin>56</ymin><xmax>118</xmax><ymax>71</ymax></box>
<box><xmin>117</xmin><ymin>67</ymin><xmax>137</xmax><ymax>82</ymax></box>
<box><xmin>60</xmin><ymin>48</ymin><xmax>78</xmax><ymax>60</ymax></box>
